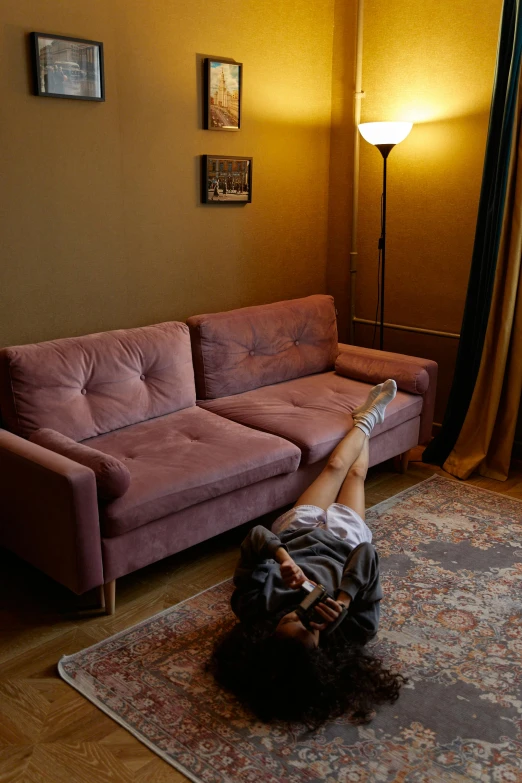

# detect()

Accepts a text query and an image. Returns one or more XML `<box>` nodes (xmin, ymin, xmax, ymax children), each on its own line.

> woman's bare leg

<box><xmin>335</xmin><ymin>436</ymin><xmax>369</xmax><ymax>519</ymax></box>
<box><xmin>293</xmin><ymin>380</ymin><xmax>396</xmax><ymax>513</ymax></box>
<box><xmin>293</xmin><ymin>427</ymin><xmax>367</xmax><ymax>512</ymax></box>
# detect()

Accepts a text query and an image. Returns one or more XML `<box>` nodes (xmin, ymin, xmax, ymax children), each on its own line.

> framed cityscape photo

<box><xmin>204</xmin><ymin>58</ymin><xmax>242</xmax><ymax>131</ymax></box>
<box><xmin>31</xmin><ymin>32</ymin><xmax>105</xmax><ymax>101</ymax></box>
<box><xmin>202</xmin><ymin>155</ymin><xmax>252</xmax><ymax>203</ymax></box>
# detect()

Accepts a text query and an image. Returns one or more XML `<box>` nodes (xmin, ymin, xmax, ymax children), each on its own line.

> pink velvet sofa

<box><xmin>0</xmin><ymin>295</ymin><xmax>437</xmax><ymax>613</ymax></box>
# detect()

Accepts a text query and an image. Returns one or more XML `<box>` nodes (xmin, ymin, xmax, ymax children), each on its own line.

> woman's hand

<box><xmin>310</xmin><ymin>597</ymin><xmax>346</xmax><ymax>631</ymax></box>
<box><xmin>280</xmin><ymin>558</ymin><xmax>307</xmax><ymax>589</ymax></box>
<box><xmin>275</xmin><ymin>547</ymin><xmax>307</xmax><ymax>589</ymax></box>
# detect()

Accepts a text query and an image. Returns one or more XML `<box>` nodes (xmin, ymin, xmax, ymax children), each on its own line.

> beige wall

<box><xmin>345</xmin><ymin>0</ymin><xmax>503</xmax><ymax>422</ymax></box>
<box><xmin>0</xmin><ymin>0</ymin><xmax>335</xmax><ymax>347</ymax></box>
<box><xmin>1</xmin><ymin>0</ymin><xmax>510</xmax><ymax>433</ymax></box>
<box><xmin>326</xmin><ymin>0</ymin><xmax>357</xmax><ymax>340</ymax></box>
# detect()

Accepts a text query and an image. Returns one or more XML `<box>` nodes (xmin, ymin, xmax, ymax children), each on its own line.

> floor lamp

<box><xmin>358</xmin><ymin>122</ymin><xmax>413</xmax><ymax>350</ymax></box>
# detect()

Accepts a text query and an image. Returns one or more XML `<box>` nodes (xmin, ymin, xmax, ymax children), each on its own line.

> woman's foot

<box><xmin>352</xmin><ymin>379</ymin><xmax>397</xmax><ymax>437</ymax></box>
<box><xmin>351</xmin><ymin>383</ymin><xmax>383</xmax><ymax>418</ymax></box>
<box><xmin>370</xmin><ymin>378</ymin><xmax>398</xmax><ymax>421</ymax></box>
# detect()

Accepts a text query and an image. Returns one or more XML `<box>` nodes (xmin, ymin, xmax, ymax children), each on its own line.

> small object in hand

<box><xmin>296</xmin><ymin>580</ymin><xmax>347</xmax><ymax>636</ymax></box>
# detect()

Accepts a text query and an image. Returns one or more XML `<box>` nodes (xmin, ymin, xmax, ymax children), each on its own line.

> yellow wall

<box><xmin>0</xmin><ymin>0</ymin><xmax>509</xmax><ymax>432</ymax></box>
<box><xmin>0</xmin><ymin>0</ymin><xmax>335</xmax><ymax>347</ymax></box>
<box><xmin>352</xmin><ymin>0</ymin><xmax>503</xmax><ymax>421</ymax></box>
<box><xmin>327</xmin><ymin>0</ymin><xmax>357</xmax><ymax>340</ymax></box>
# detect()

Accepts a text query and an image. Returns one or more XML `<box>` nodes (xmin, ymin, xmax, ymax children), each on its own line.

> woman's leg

<box><xmin>293</xmin><ymin>379</ymin><xmax>397</xmax><ymax>513</ymax></box>
<box><xmin>335</xmin><ymin>435</ymin><xmax>369</xmax><ymax>520</ymax></box>
<box><xmin>293</xmin><ymin>427</ymin><xmax>367</xmax><ymax>512</ymax></box>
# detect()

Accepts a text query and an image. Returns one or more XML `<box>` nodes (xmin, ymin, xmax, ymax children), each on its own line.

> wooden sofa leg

<box><xmin>394</xmin><ymin>451</ymin><xmax>411</xmax><ymax>474</ymax></box>
<box><xmin>103</xmin><ymin>580</ymin><xmax>116</xmax><ymax>615</ymax></box>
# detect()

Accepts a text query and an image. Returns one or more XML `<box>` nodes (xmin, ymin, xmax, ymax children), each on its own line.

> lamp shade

<box><xmin>358</xmin><ymin>122</ymin><xmax>413</xmax><ymax>146</ymax></box>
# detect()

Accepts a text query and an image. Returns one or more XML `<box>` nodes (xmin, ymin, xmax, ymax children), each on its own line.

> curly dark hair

<box><xmin>208</xmin><ymin>618</ymin><xmax>406</xmax><ymax>728</ymax></box>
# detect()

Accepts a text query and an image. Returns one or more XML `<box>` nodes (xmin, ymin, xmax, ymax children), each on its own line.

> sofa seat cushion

<box><xmin>84</xmin><ymin>406</ymin><xmax>301</xmax><ymax>537</ymax></box>
<box><xmin>199</xmin><ymin>371</ymin><xmax>423</xmax><ymax>465</ymax></box>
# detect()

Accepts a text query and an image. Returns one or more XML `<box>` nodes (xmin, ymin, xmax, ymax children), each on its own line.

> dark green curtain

<box><xmin>423</xmin><ymin>0</ymin><xmax>522</xmax><ymax>465</ymax></box>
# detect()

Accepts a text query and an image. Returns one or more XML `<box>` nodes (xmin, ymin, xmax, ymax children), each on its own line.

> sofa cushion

<box><xmin>335</xmin><ymin>349</ymin><xmax>429</xmax><ymax>395</ymax></box>
<box><xmin>199</xmin><ymin>372</ymin><xmax>423</xmax><ymax>464</ymax></box>
<box><xmin>187</xmin><ymin>294</ymin><xmax>338</xmax><ymax>399</ymax></box>
<box><xmin>0</xmin><ymin>321</ymin><xmax>195</xmax><ymax>440</ymax></box>
<box><xmin>29</xmin><ymin>428</ymin><xmax>131</xmax><ymax>500</ymax></box>
<box><xmin>337</xmin><ymin>343</ymin><xmax>438</xmax><ymax>444</ymax></box>
<box><xmin>84</xmin><ymin>406</ymin><xmax>301</xmax><ymax>537</ymax></box>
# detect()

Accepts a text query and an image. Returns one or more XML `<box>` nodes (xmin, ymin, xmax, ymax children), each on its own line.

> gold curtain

<box><xmin>443</xmin><ymin>85</ymin><xmax>522</xmax><ymax>481</ymax></box>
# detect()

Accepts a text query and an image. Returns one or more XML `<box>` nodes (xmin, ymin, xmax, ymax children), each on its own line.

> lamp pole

<box><xmin>376</xmin><ymin>143</ymin><xmax>395</xmax><ymax>351</ymax></box>
<box><xmin>357</xmin><ymin>122</ymin><xmax>412</xmax><ymax>352</ymax></box>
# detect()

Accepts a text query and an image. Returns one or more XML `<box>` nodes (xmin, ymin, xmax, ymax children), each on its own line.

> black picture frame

<box><xmin>201</xmin><ymin>155</ymin><xmax>252</xmax><ymax>203</ymax></box>
<box><xmin>30</xmin><ymin>32</ymin><xmax>105</xmax><ymax>101</ymax></box>
<box><xmin>204</xmin><ymin>58</ymin><xmax>242</xmax><ymax>131</ymax></box>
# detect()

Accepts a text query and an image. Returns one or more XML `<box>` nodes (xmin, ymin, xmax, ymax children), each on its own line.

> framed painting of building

<box><xmin>204</xmin><ymin>58</ymin><xmax>242</xmax><ymax>131</ymax></box>
<box><xmin>201</xmin><ymin>155</ymin><xmax>252</xmax><ymax>203</ymax></box>
<box><xmin>31</xmin><ymin>32</ymin><xmax>105</xmax><ymax>101</ymax></box>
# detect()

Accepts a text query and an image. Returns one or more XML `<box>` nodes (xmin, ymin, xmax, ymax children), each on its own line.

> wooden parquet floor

<box><xmin>1</xmin><ymin>448</ymin><xmax>521</xmax><ymax>782</ymax></box>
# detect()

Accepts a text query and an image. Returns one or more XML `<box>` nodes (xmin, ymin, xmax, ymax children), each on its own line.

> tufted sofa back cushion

<box><xmin>187</xmin><ymin>295</ymin><xmax>338</xmax><ymax>400</ymax></box>
<box><xmin>0</xmin><ymin>321</ymin><xmax>196</xmax><ymax>441</ymax></box>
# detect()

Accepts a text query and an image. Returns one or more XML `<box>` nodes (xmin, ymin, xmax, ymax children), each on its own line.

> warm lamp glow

<box><xmin>358</xmin><ymin>122</ymin><xmax>413</xmax><ymax>146</ymax></box>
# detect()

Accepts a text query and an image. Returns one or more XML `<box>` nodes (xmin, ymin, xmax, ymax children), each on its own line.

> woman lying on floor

<box><xmin>210</xmin><ymin>379</ymin><xmax>406</xmax><ymax>728</ymax></box>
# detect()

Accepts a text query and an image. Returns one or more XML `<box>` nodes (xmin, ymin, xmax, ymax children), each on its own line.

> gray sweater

<box><xmin>231</xmin><ymin>525</ymin><xmax>382</xmax><ymax>643</ymax></box>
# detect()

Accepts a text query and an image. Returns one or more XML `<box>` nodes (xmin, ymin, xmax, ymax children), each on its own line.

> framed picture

<box><xmin>202</xmin><ymin>156</ymin><xmax>252</xmax><ymax>203</ymax></box>
<box><xmin>204</xmin><ymin>58</ymin><xmax>242</xmax><ymax>131</ymax></box>
<box><xmin>31</xmin><ymin>32</ymin><xmax>105</xmax><ymax>101</ymax></box>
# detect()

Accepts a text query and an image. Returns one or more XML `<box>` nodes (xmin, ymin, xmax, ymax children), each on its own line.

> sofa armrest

<box><xmin>336</xmin><ymin>343</ymin><xmax>438</xmax><ymax>444</ymax></box>
<box><xmin>0</xmin><ymin>429</ymin><xmax>103</xmax><ymax>594</ymax></box>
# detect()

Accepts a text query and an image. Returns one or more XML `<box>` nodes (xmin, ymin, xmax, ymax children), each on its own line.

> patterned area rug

<box><xmin>59</xmin><ymin>475</ymin><xmax>522</xmax><ymax>783</ymax></box>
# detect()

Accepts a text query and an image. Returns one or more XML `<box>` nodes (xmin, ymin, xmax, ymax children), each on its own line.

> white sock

<box><xmin>351</xmin><ymin>383</ymin><xmax>383</xmax><ymax>418</ymax></box>
<box><xmin>353</xmin><ymin>379</ymin><xmax>397</xmax><ymax>437</ymax></box>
